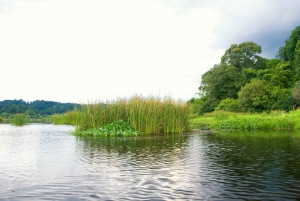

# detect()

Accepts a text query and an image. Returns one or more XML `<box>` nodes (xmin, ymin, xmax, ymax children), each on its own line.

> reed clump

<box><xmin>10</xmin><ymin>113</ymin><xmax>30</xmax><ymax>126</ymax></box>
<box><xmin>75</xmin><ymin>95</ymin><xmax>191</xmax><ymax>135</ymax></box>
<box><xmin>52</xmin><ymin>111</ymin><xmax>80</xmax><ymax>125</ymax></box>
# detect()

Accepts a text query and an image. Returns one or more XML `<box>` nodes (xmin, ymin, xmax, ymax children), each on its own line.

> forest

<box><xmin>0</xmin><ymin>99</ymin><xmax>79</xmax><ymax>118</ymax></box>
<box><xmin>189</xmin><ymin>25</ymin><xmax>300</xmax><ymax>114</ymax></box>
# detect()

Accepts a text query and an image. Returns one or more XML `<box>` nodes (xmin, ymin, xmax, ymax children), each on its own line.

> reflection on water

<box><xmin>0</xmin><ymin>124</ymin><xmax>300</xmax><ymax>200</ymax></box>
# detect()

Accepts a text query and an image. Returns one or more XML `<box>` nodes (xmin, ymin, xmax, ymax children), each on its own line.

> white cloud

<box><xmin>0</xmin><ymin>0</ymin><xmax>221</xmax><ymax>103</ymax></box>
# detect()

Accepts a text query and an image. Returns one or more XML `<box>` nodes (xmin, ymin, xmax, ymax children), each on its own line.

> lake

<box><xmin>0</xmin><ymin>123</ymin><xmax>300</xmax><ymax>200</ymax></box>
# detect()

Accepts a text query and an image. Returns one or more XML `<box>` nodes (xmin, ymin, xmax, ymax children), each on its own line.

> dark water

<box><xmin>1</xmin><ymin>124</ymin><xmax>300</xmax><ymax>200</ymax></box>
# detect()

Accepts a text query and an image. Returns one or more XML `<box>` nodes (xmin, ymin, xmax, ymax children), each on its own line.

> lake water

<box><xmin>0</xmin><ymin>123</ymin><xmax>300</xmax><ymax>200</ymax></box>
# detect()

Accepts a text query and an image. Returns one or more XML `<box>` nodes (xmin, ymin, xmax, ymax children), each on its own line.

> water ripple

<box><xmin>1</xmin><ymin>125</ymin><xmax>300</xmax><ymax>200</ymax></box>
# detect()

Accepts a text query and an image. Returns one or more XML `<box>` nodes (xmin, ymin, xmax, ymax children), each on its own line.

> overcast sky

<box><xmin>1</xmin><ymin>0</ymin><xmax>300</xmax><ymax>103</ymax></box>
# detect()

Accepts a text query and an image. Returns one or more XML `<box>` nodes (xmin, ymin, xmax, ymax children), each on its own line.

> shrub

<box><xmin>215</xmin><ymin>98</ymin><xmax>241</xmax><ymax>112</ymax></box>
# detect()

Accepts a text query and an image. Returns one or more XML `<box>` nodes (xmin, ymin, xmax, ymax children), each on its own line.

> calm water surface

<box><xmin>0</xmin><ymin>123</ymin><xmax>300</xmax><ymax>200</ymax></box>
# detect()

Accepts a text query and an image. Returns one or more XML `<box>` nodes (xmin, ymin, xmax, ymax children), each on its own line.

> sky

<box><xmin>1</xmin><ymin>0</ymin><xmax>300</xmax><ymax>103</ymax></box>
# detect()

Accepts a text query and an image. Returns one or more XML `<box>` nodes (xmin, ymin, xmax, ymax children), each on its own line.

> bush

<box><xmin>215</xmin><ymin>98</ymin><xmax>241</xmax><ymax>112</ymax></box>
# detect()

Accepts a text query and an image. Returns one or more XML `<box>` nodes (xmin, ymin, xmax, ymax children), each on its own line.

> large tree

<box><xmin>200</xmin><ymin>64</ymin><xmax>245</xmax><ymax>100</ymax></box>
<box><xmin>221</xmin><ymin>41</ymin><xmax>266</xmax><ymax>71</ymax></box>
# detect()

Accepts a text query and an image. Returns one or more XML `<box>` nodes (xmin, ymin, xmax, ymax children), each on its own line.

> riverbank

<box><xmin>190</xmin><ymin>110</ymin><xmax>300</xmax><ymax>131</ymax></box>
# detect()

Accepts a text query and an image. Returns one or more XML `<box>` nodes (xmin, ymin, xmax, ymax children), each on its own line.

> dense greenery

<box><xmin>75</xmin><ymin>95</ymin><xmax>191</xmax><ymax>135</ymax></box>
<box><xmin>52</xmin><ymin>111</ymin><xmax>80</xmax><ymax>125</ymax></box>
<box><xmin>190</xmin><ymin>26</ymin><xmax>300</xmax><ymax>114</ymax></box>
<box><xmin>191</xmin><ymin>110</ymin><xmax>300</xmax><ymax>131</ymax></box>
<box><xmin>75</xmin><ymin>120</ymin><xmax>140</xmax><ymax>136</ymax></box>
<box><xmin>10</xmin><ymin>113</ymin><xmax>30</xmax><ymax>126</ymax></box>
<box><xmin>0</xmin><ymin>99</ymin><xmax>79</xmax><ymax>118</ymax></box>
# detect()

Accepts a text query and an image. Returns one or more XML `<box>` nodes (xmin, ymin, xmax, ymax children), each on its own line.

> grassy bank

<box><xmin>74</xmin><ymin>95</ymin><xmax>191</xmax><ymax>136</ymax></box>
<box><xmin>191</xmin><ymin>110</ymin><xmax>300</xmax><ymax>131</ymax></box>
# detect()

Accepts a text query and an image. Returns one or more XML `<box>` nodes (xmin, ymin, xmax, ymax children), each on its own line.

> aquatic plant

<box><xmin>75</xmin><ymin>95</ymin><xmax>191</xmax><ymax>134</ymax></box>
<box><xmin>75</xmin><ymin>120</ymin><xmax>140</xmax><ymax>136</ymax></box>
<box><xmin>211</xmin><ymin>116</ymin><xmax>295</xmax><ymax>131</ymax></box>
<box><xmin>10</xmin><ymin>113</ymin><xmax>30</xmax><ymax>126</ymax></box>
<box><xmin>52</xmin><ymin>111</ymin><xmax>80</xmax><ymax>125</ymax></box>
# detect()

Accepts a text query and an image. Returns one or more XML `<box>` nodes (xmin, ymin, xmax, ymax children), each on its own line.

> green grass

<box><xmin>75</xmin><ymin>95</ymin><xmax>191</xmax><ymax>135</ymax></box>
<box><xmin>52</xmin><ymin>111</ymin><xmax>80</xmax><ymax>125</ymax></box>
<box><xmin>191</xmin><ymin>110</ymin><xmax>300</xmax><ymax>131</ymax></box>
<box><xmin>10</xmin><ymin>113</ymin><xmax>30</xmax><ymax>126</ymax></box>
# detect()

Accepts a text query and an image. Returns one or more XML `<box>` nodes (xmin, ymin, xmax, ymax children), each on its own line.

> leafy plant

<box><xmin>75</xmin><ymin>120</ymin><xmax>140</xmax><ymax>136</ymax></box>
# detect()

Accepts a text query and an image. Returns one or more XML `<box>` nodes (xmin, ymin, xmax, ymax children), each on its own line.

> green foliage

<box><xmin>215</xmin><ymin>98</ymin><xmax>241</xmax><ymax>112</ymax></box>
<box><xmin>0</xmin><ymin>117</ymin><xmax>3</xmax><ymax>123</ymax></box>
<box><xmin>10</xmin><ymin>113</ymin><xmax>30</xmax><ymax>126</ymax></box>
<box><xmin>0</xmin><ymin>99</ymin><xmax>79</xmax><ymax>117</ymax></box>
<box><xmin>194</xmin><ymin>26</ymin><xmax>300</xmax><ymax>114</ymax></box>
<box><xmin>294</xmin><ymin>40</ymin><xmax>300</xmax><ymax>78</ymax></box>
<box><xmin>238</xmin><ymin>79</ymin><xmax>271</xmax><ymax>112</ymax></box>
<box><xmin>221</xmin><ymin>41</ymin><xmax>266</xmax><ymax>71</ymax></box>
<box><xmin>257</xmin><ymin>61</ymin><xmax>295</xmax><ymax>88</ymax></box>
<box><xmin>187</xmin><ymin>97</ymin><xmax>204</xmax><ymax>114</ymax></box>
<box><xmin>292</xmin><ymin>81</ymin><xmax>300</xmax><ymax>100</ymax></box>
<box><xmin>75</xmin><ymin>120</ymin><xmax>140</xmax><ymax>136</ymax></box>
<box><xmin>268</xmin><ymin>87</ymin><xmax>291</xmax><ymax>111</ymax></box>
<box><xmin>198</xmin><ymin>96</ymin><xmax>220</xmax><ymax>114</ymax></box>
<box><xmin>200</xmin><ymin>64</ymin><xmax>245</xmax><ymax>100</ymax></box>
<box><xmin>279</xmin><ymin>26</ymin><xmax>300</xmax><ymax>61</ymax></box>
<box><xmin>211</xmin><ymin>116</ymin><xmax>295</xmax><ymax>131</ymax></box>
<box><xmin>52</xmin><ymin>110</ymin><xmax>80</xmax><ymax>125</ymax></box>
<box><xmin>75</xmin><ymin>95</ymin><xmax>191</xmax><ymax>135</ymax></box>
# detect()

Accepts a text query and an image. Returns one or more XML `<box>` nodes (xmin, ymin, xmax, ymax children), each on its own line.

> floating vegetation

<box><xmin>10</xmin><ymin>113</ymin><xmax>30</xmax><ymax>126</ymax></box>
<box><xmin>75</xmin><ymin>120</ymin><xmax>140</xmax><ymax>136</ymax></box>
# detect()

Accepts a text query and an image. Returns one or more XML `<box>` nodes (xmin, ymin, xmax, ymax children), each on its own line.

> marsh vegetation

<box><xmin>191</xmin><ymin>109</ymin><xmax>300</xmax><ymax>131</ymax></box>
<box><xmin>10</xmin><ymin>113</ymin><xmax>30</xmax><ymax>126</ymax></box>
<box><xmin>71</xmin><ymin>95</ymin><xmax>191</xmax><ymax>136</ymax></box>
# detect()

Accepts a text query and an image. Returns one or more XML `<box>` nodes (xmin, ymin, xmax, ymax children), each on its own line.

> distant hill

<box><xmin>0</xmin><ymin>99</ymin><xmax>80</xmax><ymax>118</ymax></box>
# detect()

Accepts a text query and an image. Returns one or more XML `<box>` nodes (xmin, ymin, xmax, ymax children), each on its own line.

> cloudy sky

<box><xmin>1</xmin><ymin>0</ymin><xmax>300</xmax><ymax>103</ymax></box>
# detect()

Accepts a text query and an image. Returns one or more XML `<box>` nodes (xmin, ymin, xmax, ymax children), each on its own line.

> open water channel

<box><xmin>0</xmin><ymin>123</ymin><xmax>300</xmax><ymax>200</ymax></box>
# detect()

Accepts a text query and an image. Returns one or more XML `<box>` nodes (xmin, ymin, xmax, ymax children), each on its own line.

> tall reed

<box><xmin>11</xmin><ymin>113</ymin><xmax>29</xmax><ymax>126</ymax></box>
<box><xmin>52</xmin><ymin>110</ymin><xmax>80</xmax><ymax>125</ymax></box>
<box><xmin>75</xmin><ymin>95</ymin><xmax>191</xmax><ymax>134</ymax></box>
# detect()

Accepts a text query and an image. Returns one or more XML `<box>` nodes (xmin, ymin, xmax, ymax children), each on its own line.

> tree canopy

<box><xmin>0</xmin><ymin>99</ymin><xmax>79</xmax><ymax>118</ymax></box>
<box><xmin>190</xmin><ymin>25</ymin><xmax>300</xmax><ymax>114</ymax></box>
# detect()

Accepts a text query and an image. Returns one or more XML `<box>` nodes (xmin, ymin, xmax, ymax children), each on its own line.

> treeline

<box><xmin>190</xmin><ymin>25</ymin><xmax>300</xmax><ymax>114</ymax></box>
<box><xmin>0</xmin><ymin>99</ymin><xmax>79</xmax><ymax>118</ymax></box>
